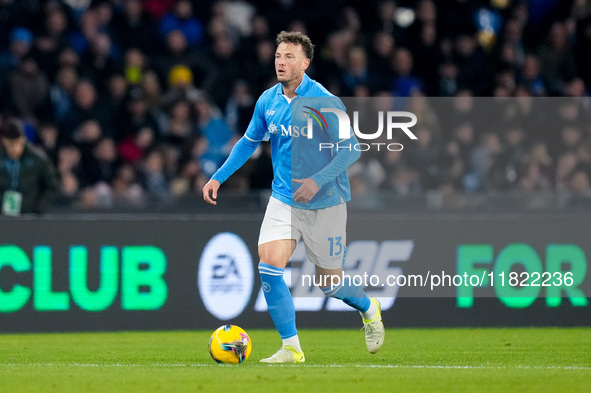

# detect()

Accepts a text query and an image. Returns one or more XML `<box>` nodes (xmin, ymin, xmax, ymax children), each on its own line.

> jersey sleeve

<box><xmin>244</xmin><ymin>95</ymin><xmax>268</xmax><ymax>142</ymax></box>
<box><xmin>211</xmin><ymin>136</ymin><xmax>260</xmax><ymax>184</ymax></box>
<box><xmin>310</xmin><ymin>142</ymin><xmax>360</xmax><ymax>188</ymax></box>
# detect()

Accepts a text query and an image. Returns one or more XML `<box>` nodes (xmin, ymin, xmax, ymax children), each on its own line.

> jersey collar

<box><xmin>275</xmin><ymin>73</ymin><xmax>312</xmax><ymax>97</ymax></box>
<box><xmin>295</xmin><ymin>73</ymin><xmax>312</xmax><ymax>95</ymax></box>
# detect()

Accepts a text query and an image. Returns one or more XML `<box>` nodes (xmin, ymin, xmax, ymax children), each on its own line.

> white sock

<box><xmin>282</xmin><ymin>335</ymin><xmax>302</xmax><ymax>352</ymax></box>
<box><xmin>361</xmin><ymin>301</ymin><xmax>377</xmax><ymax>321</ymax></box>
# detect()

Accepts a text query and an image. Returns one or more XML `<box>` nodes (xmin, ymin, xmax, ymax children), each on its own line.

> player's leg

<box><xmin>258</xmin><ymin>239</ymin><xmax>299</xmax><ymax>345</ymax></box>
<box><xmin>257</xmin><ymin>197</ymin><xmax>304</xmax><ymax>363</ymax></box>
<box><xmin>315</xmin><ymin>265</ymin><xmax>372</xmax><ymax>315</ymax></box>
<box><xmin>258</xmin><ymin>240</ymin><xmax>305</xmax><ymax>363</ymax></box>
<box><xmin>301</xmin><ymin>202</ymin><xmax>384</xmax><ymax>353</ymax></box>
<box><xmin>315</xmin><ymin>264</ymin><xmax>383</xmax><ymax>353</ymax></box>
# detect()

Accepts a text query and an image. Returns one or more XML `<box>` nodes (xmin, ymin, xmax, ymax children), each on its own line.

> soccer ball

<box><xmin>208</xmin><ymin>325</ymin><xmax>252</xmax><ymax>364</ymax></box>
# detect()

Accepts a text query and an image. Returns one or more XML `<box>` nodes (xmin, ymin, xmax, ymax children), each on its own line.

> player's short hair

<box><xmin>2</xmin><ymin>118</ymin><xmax>25</xmax><ymax>140</ymax></box>
<box><xmin>276</xmin><ymin>31</ymin><xmax>314</xmax><ymax>61</ymax></box>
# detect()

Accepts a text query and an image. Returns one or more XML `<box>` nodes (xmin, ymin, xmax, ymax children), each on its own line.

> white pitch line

<box><xmin>0</xmin><ymin>363</ymin><xmax>589</xmax><ymax>370</ymax></box>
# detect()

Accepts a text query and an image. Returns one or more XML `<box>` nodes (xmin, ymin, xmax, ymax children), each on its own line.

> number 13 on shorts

<box><xmin>328</xmin><ymin>236</ymin><xmax>343</xmax><ymax>256</ymax></box>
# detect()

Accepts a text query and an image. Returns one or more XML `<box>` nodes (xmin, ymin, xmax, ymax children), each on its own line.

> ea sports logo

<box><xmin>198</xmin><ymin>233</ymin><xmax>254</xmax><ymax>320</ymax></box>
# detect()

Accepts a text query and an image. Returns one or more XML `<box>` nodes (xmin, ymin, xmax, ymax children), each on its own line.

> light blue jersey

<box><xmin>212</xmin><ymin>74</ymin><xmax>359</xmax><ymax>210</ymax></box>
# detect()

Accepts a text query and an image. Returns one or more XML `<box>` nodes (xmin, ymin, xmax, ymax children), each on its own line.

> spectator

<box><xmin>0</xmin><ymin>1</ymin><xmax>36</xmax><ymax>50</ymax></box>
<box><xmin>453</xmin><ymin>34</ymin><xmax>493</xmax><ymax>95</ymax></box>
<box><xmin>244</xmin><ymin>39</ymin><xmax>275</xmax><ymax>93</ymax></box>
<box><xmin>225</xmin><ymin>80</ymin><xmax>255</xmax><ymax>134</ymax></box>
<box><xmin>367</xmin><ymin>31</ymin><xmax>396</xmax><ymax>90</ymax></box>
<box><xmin>59</xmin><ymin>79</ymin><xmax>113</xmax><ymax>143</ymax></box>
<box><xmin>161</xmin><ymin>64</ymin><xmax>202</xmax><ymax>107</ymax></box>
<box><xmin>408</xmin><ymin>21</ymin><xmax>441</xmax><ymax>95</ymax></box>
<box><xmin>36</xmin><ymin>122</ymin><xmax>60</xmax><ymax>162</ymax></box>
<box><xmin>50</xmin><ymin>65</ymin><xmax>79</xmax><ymax>122</ymax></box>
<box><xmin>153</xmin><ymin>29</ymin><xmax>208</xmax><ymax>91</ymax></box>
<box><xmin>7</xmin><ymin>55</ymin><xmax>50</xmax><ymax>125</ymax></box>
<box><xmin>340</xmin><ymin>46</ymin><xmax>371</xmax><ymax>96</ymax></box>
<box><xmin>194</xmin><ymin>95</ymin><xmax>237</xmax><ymax>176</ymax></box>
<box><xmin>79</xmin><ymin>32</ymin><xmax>119</xmax><ymax>93</ymax></box>
<box><xmin>112</xmin><ymin>0</ymin><xmax>159</xmax><ymax>55</ymax></box>
<box><xmin>56</xmin><ymin>170</ymin><xmax>80</xmax><ymax>206</ymax></box>
<box><xmin>391</xmin><ymin>48</ymin><xmax>424</xmax><ymax>97</ymax></box>
<box><xmin>82</xmin><ymin>136</ymin><xmax>118</xmax><ymax>186</ymax></box>
<box><xmin>555</xmin><ymin>151</ymin><xmax>578</xmax><ymax>193</ymax></box>
<box><xmin>238</xmin><ymin>14</ymin><xmax>271</xmax><ymax>63</ymax></box>
<box><xmin>372</xmin><ymin>0</ymin><xmax>404</xmax><ymax>41</ymax></box>
<box><xmin>109</xmin><ymin>162</ymin><xmax>145</xmax><ymax>206</ymax></box>
<box><xmin>115</xmin><ymin>87</ymin><xmax>160</xmax><ymax>140</ymax></box>
<box><xmin>568</xmin><ymin>168</ymin><xmax>591</xmax><ymax>196</ymax></box>
<box><xmin>516</xmin><ymin>54</ymin><xmax>547</xmax><ymax>96</ymax></box>
<box><xmin>120</xmin><ymin>48</ymin><xmax>144</xmax><ymax>85</ymax></box>
<box><xmin>0</xmin><ymin>118</ymin><xmax>58</xmax><ymax>215</ymax></box>
<box><xmin>138</xmin><ymin>148</ymin><xmax>170</xmax><ymax>199</ymax></box>
<box><xmin>0</xmin><ymin>27</ymin><xmax>34</xmax><ymax>95</ymax></box>
<box><xmin>538</xmin><ymin>22</ymin><xmax>577</xmax><ymax>95</ymax></box>
<box><xmin>159</xmin><ymin>0</ymin><xmax>204</xmax><ymax>48</ymax></box>
<box><xmin>518</xmin><ymin>163</ymin><xmax>552</xmax><ymax>194</ymax></box>
<box><xmin>574</xmin><ymin>16</ymin><xmax>591</xmax><ymax>89</ymax></box>
<box><xmin>469</xmin><ymin>132</ymin><xmax>502</xmax><ymax>191</ymax></box>
<box><xmin>437</xmin><ymin>61</ymin><xmax>459</xmax><ymax>96</ymax></box>
<box><xmin>202</xmin><ymin>34</ymin><xmax>240</xmax><ymax>109</ymax></box>
<box><xmin>118</xmin><ymin>126</ymin><xmax>156</xmax><ymax>164</ymax></box>
<box><xmin>105</xmin><ymin>73</ymin><xmax>129</xmax><ymax>119</ymax></box>
<box><xmin>33</xmin><ymin>6</ymin><xmax>71</xmax><ymax>80</ymax></box>
<box><xmin>140</xmin><ymin>70</ymin><xmax>164</xmax><ymax>113</ymax></box>
<box><xmin>143</xmin><ymin>0</ymin><xmax>175</xmax><ymax>21</ymax></box>
<box><xmin>162</xmin><ymin>98</ymin><xmax>194</xmax><ymax>147</ymax></box>
<box><xmin>56</xmin><ymin>144</ymin><xmax>85</xmax><ymax>187</ymax></box>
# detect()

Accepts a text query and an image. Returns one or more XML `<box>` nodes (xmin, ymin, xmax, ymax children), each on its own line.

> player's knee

<box><xmin>258</xmin><ymin>247</ymin><xmax>277</xmax><ymax>266</ymax></box>
<box><xmin>258</xmin><ymin>243</ymin><xmax>290</xmax><ymax>268</ymax></box>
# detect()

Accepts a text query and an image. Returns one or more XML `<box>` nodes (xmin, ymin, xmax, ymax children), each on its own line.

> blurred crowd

<box><xmin>0</xmin><ymin>0</ymin><xmax>590</xmax><ymax>209</ymax></box>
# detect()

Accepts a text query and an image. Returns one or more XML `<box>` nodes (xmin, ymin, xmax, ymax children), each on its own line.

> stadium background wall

<box><xmin>0</xmin><ymin>213</ymin><xmax>589</xmax><ymax>333</ymax></box>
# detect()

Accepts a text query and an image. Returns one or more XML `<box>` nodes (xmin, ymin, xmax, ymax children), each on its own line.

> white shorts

<box><xmin>258</xmin><ymin>196</ymin><xmax>347</xmax><ymax>269</ymax></box>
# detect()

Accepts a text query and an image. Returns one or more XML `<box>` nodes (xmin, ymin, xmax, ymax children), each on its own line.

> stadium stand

<box><xmin>0</xmin><ymin>0</ymin><xmax>590</xmax><ymax>212</ymax></box>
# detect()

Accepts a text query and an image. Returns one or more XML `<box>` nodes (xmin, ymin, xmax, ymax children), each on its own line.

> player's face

<box><xmin>2</xmin><ymin>137</ymin><xmax>25</xmax><ymax>160</ymax></box>
<box><xmin>275</xmin><ymin>42</ymin><xmax>310</xmax><ymax>84</ymax></box>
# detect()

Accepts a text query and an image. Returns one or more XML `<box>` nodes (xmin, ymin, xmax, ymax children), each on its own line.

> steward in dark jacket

<box><xmin>0</xmin><ymin>118</ymin><xmax>58</xmax><ymax>215</ymax></box>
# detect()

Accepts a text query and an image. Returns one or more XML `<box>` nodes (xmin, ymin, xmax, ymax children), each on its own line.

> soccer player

<box><xmin>202</xmin><ymin>31</ymin><xmax>384</xmax><ymax>363</ymax></box>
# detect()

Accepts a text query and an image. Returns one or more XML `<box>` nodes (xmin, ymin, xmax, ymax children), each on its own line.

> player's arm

<box><xmin>311</xmin><ymin>136</ymin><xmax>360</xmax><ymax>187</ymax></box>
<box><xmin>293</xmin><ymin>137</ymin><xmax>360</xmax><ymax>203</ymax></box>
<box><xmin>293</xmin><ymin>98</ymin><xmax>360</xmax><ymax>204</ymax></box>
<box><xmin>203</xmin><ymin>136</ymin><xmax>261</xmax><ymax>205</ymax></box>
<box><xmin>203</xmin><ymin>96</ymin><xmax>267</xmax><ymax>205</ymax></box>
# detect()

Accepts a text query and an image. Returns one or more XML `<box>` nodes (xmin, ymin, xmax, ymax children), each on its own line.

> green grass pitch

<box><xmin>0</xmin><ymin>328</ymin><xmax>589</xmax><ymax>393</ymax></box>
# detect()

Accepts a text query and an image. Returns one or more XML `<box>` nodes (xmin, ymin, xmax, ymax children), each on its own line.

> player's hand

<box><xmin>202</xmin><ymin>179</ymin><xmax>220</xmax><ymax>205</ymax></box>
<box><xmin>292</xmin><ymin>178</ymin><xmax>320</xmax><ymax>204</ymax></box>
